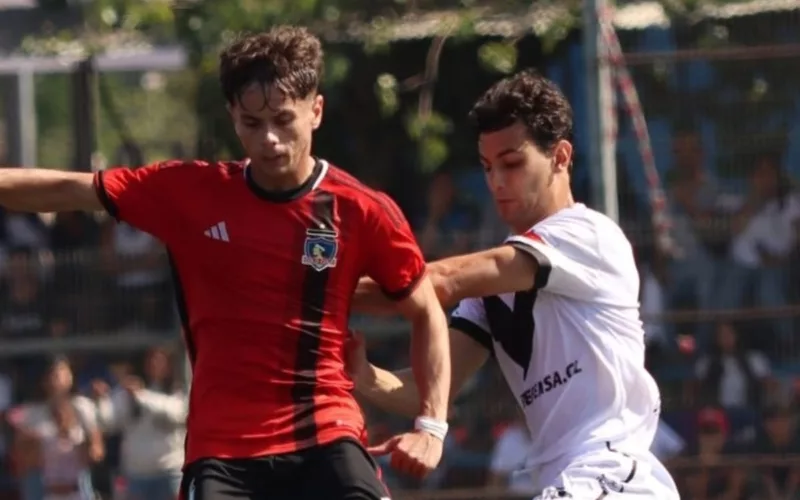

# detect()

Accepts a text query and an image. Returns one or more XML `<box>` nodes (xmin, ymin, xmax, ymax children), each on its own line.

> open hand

<box><xmin>368</xmin><ymin>430</ymin><xmax>443</xmax><ymax>479</ymax></box>
<box><xmin>121</xmin><ymin>376</ymin><xmax>144</xmax><ymax>395</ymax></box>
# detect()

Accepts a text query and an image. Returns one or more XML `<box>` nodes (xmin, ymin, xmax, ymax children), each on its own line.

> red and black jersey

<box><xmin>93</xmin><ymin>158</ymin><xmax>425</xmax><ymax>463</ymax></box>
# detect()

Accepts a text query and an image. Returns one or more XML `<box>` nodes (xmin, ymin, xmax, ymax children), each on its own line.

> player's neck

<box><xmin>249</xmin><ymin>156</ymin><xmax>317</xmax><ymax>192</ymax></box>
<box><xmin>511</xmin><ymin>189</ymin><xmax>575</xmax><ymax>233</ymax></box>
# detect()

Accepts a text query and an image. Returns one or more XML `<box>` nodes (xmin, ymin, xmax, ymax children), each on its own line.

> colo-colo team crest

<box><xmin>302</xmin><ymin>228</ymin><xmax>339</xmax><ymax>271</ymax></box>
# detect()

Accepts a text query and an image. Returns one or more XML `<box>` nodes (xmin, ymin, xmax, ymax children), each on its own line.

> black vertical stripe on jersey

<box><xmin>167</xmin><ymin>252</ymin><xmax>195</xmax><ymax>366</ymax></box>
<box><xmin>483</xmin><ymin>291</ymin><xmax>537</xmax><ymax>379</ymax></box>
<box><xmin>292</xmin><ymin>190</ymin><xmax>336</xmax><ymax>445</ymax></box>
<box><xmin>166</xmin><ymin>251</ymin><xmax>193</xmax><ymax>462</ymax></box>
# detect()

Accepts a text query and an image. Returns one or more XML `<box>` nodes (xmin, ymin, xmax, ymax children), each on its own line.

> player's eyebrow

<box><xmin>241</xmin><ymin>113</ymin><xmax>264</xmax><ymax>122</ymax></box>
<box><xmin>479</xmin><ymin>144</ymin><xmax>526</xmax><ymax>163</ymax></box>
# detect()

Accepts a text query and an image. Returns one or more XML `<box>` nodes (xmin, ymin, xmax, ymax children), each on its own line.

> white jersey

<box><xmin>451</xmin><ymin>203</ymin><xmax>661</xmax><ymax>468</ymax></box>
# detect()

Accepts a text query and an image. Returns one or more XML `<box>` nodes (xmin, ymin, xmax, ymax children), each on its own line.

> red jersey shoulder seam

<box><xmin>325</xmin><ymin>167</ymin><xmax>404</xmax><ymax>228</ymax></box>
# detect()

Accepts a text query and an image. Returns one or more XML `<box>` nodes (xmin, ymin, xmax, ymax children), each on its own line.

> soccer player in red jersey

<box><xmin>0</xmin><ymin>26</ymin><xmax>452</xmax><ymax>500</ymax></box>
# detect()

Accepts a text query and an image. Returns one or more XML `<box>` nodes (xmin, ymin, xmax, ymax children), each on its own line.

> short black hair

<box><xmin>219</xmin><ymin>26</ymin><xmax>324</xmax><ymax>105</ymax></box>
<box><xmin>469</xmin><ymin>69</ymin><xmax>574</xmax><ymax>155</ymax></box>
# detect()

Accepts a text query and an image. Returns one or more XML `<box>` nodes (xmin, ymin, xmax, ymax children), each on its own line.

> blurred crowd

<box><xmin>0</xmin><ymin>125</ymin><xmax>798</xmax><ymax>500</ymax></box>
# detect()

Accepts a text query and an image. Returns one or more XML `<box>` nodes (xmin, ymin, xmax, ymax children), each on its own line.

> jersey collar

<box><xmin>244</xmin><ymin>158</ymin><xmax>327</xmax><ymax>203</ymax></box>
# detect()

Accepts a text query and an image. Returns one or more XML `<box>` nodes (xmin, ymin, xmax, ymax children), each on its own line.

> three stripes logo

<box><xmin>204</xmin><ymin>221</ymin><xmax>230</xmax><ymax>242</ymax></box>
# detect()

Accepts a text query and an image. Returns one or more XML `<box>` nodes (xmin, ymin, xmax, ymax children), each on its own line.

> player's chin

<box><xmin>255</xmin><ymin>156</ymin><xmax>292</xmax><ymax>173</ymax></box>
<box><xmin>496</xmin><ymin>201</ymin><xmax>518</xmax><ymax>222</ymax></box>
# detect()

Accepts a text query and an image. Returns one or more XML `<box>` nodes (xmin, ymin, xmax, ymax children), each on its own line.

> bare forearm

<box><xmin>0</xmin><ymin>168</ymin><xmax>100</xmax><ymax>212</ymax></box>
<box><xmin>358</xmin><ymin>367</ymin><xmax>420</xmax><ymax>418</ymax></box>
<box><xmin>353</xmin><ymin>247</ymin><xmax>535</xmax><ymax>314</ymax></box>
<box><xmin>426</xmin><ymin>254</ymin><xmax>480</xmax><ymax>308</ymax></box>
<box><xmin>428</xmin><ymin>246</ymin><xmax>537</xmax><ymax>308</ymax></box>
<box><xmin>410</xmin><ymin>307</ymin><xmax>451</xmax><ymax>421</ymax></box>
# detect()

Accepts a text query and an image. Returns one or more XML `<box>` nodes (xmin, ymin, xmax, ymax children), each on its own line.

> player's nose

<box><xmin>263</xmin><ymin>130</ymin><xmax>280</xmax><ymax>147</ymax></box>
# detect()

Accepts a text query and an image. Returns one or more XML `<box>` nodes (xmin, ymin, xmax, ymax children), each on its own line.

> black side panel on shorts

<box><xmin>292</xmin><ymin>191</ymin><xmax>336</xmax><ymax>446</ymax></box>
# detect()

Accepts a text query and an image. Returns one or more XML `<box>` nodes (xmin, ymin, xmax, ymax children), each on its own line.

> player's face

<box><xmin>479</xmin><ymin>121</ymin><xmax>572</xmax><ymax>233</ymax></box>
<box><xmin>228</xmin><ymin>83</ymin><xmax>323</xmax><ymax>182</ymax></box>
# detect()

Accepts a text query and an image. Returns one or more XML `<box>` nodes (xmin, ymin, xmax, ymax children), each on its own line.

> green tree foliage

<box><xmin>26</xmin><ymin>0</ymin><xmax>765</xmax><ymax>173</ymax></box>
<box><xmin>27</xmin><ymin>0</ymin><xmax>583</xmax><ymax>172</ymax></box>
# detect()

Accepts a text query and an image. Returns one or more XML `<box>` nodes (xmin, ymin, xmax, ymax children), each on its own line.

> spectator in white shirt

<box><xmin>93</xmin><ymin>347</ymin><xmax>186</xmax><ymax>500</ymax></box>
<box><xmin>722</xmin><ymin>153</ymin><xmax>800</xmax><ymax>348</ymax></box>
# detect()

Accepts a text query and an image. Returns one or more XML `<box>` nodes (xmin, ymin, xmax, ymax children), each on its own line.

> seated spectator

<box><xmin>416</xmin><ymin>169</ymin><xmax>480</xmax><ymax>260</ymax></box>
<box><xmin>751</xmin><ymin>405</ymin><xmax>800</xmax><ymax>499</ymax></box>
<box><xmin>49</xmin><ymin>212</ymin><xmax>104</xmax><ymax>334</ymax></box>
<box><xmin>679</xmin><ymin>407</ymin><xmax>745</xmax><ymax>499</ymax></box>
<box><xmin>48</xmin><ymin>212</ymin><xmax>101</xmax><ymax>255</ymax></box>
<box><xmin>0</xmin><ymin>248</ymin><xmax>68</xmax><ymax>338</ymax></box>
<box><xmin>100</xmin><ymin>221</ymin><xmax>172</xmax><ymax>331</ymax></box>
<box><xmin>665</xmin><ymin>129</ymin><xmax>730</xmax><ymax>340</ymax></box>
<box><xmin>721</xmin><ymin>152</ymin><xmax>800</xmax><ymax>350</ymax></box>
<box><xmin>690</xmin><ymin>321</ymin><xmax>775</xmax><ymax>409</ymax></box>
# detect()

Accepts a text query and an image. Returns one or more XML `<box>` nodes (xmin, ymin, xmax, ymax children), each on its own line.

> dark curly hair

<box><xmin>469</xmin><ymin>69</ymin><xmax>574</xmax><ymax>156</ymax></box>
<box><xmin>219</xmin><ymin>26</ymin><xmax>324</xmax><ymax>106</ymax></box>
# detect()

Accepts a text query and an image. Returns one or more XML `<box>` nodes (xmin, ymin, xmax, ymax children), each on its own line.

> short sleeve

<box><xmin>363</xmin><ymin>193</ymin><xmax>426</xmax><ymax>300</ymax></box>
<box><xmin>94</xmin><ymin>160</ymin><xmax>189</xmax><ymax>243</ymax></box>
<box><xmin>450</xmin><ymin>297</ymin><xmax>493</xmax><ymax>352</ymax></box>
<box><xmin>505</xmin><ymin>230</ymin><xmax>586</xmax><ymax>295</ymax></box>
<box><xmin>504</xmin><ymin>227</ymin><xmax>637</xmax><ymax>304</ymax></box>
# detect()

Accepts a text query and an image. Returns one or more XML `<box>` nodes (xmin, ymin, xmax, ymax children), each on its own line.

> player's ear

<box><xmin>311</xmin><ymin>93</ymin><xmax>324</xmax><ymax>131</ymax></box>
<box><xmin>553</xmin><ymin>140</ymin><xmax>573</xmax><ymax>172</ymax></box>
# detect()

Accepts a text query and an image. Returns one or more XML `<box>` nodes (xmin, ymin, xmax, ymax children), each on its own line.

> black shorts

<box><xmin>180</xmin><ymin>438</ymin><xmax>391</xmax><ymax>500</ymax></box>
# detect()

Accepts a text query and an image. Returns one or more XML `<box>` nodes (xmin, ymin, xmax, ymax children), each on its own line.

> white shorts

<box><xmin>528</xmin><ymin>442</ymin><xmax>680</xmax><ymax>499</ymax></box>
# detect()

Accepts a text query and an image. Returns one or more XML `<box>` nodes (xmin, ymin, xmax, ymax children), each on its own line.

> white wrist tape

<box><xmin>414</xmin><ymin>416</ymin><xmax>449</xmax><ymax>441</ymax></box>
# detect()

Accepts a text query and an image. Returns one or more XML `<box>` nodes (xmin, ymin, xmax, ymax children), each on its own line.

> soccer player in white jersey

<box><xmin>350</xmin><ymin>70</ymin><xmax>680</xmax><ymax>499</ymax></box>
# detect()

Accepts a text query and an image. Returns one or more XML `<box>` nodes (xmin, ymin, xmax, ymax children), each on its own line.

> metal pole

<box><xmin>582</xmin><ymin>0</ymin><xmax>619</xmax><ymax>222</ymax></box>
<box><xmin>72</xmin><ymin>57</ymin><xmax>96</xmax><ymax>172</ymax></box>
<box><xmin>5</xmin><ymin>70</ymin><xmax>37</xmax><ymax>167</ymax></box>
<box><xmin>18</xmin><ymin>70</ymin><xmax>37</xmax><ymax>167</ymax></box>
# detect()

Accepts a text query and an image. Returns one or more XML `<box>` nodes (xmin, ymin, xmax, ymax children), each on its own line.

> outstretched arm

<box><xmin>0</xmin><ymin>168</ymin><xmax>101</xmax><ymax>212</ymax></box>
<box><xmin>354</xmin><ymin>245</ymin><xmax>538</xmax><ymax>313</ymax></box>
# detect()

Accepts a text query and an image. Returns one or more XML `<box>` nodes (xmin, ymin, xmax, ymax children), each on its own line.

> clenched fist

<box><xmin>368</xmin><ymin>430</ymin><xmax>443</xmax><ymax>479</ymax></box>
